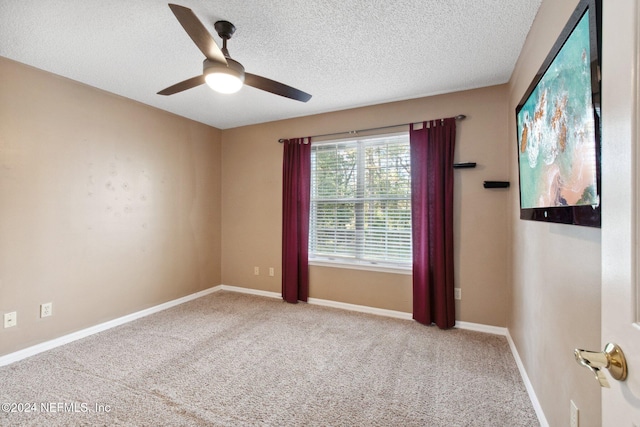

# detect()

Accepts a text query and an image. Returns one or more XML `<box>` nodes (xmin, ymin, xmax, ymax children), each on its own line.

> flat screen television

<box><xmin>515</xmin><ymin>0</ymin><xmax>602</xmax><ymax>227</ymax></box>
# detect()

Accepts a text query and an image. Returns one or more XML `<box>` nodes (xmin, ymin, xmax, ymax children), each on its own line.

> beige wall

<box><xmin>0</xmin><ymin>57</ymin><xmax>222</xmax><ymax>357</ymax></box>
<box><xmin>0</xmin><ymin>56</ymin><xmax>510</xmax><ymax>356</ymax></box>
<box><xmin>507</xmin><ymin>0</ymin><xmax>602</xmax><ymax>425</ymax></box>
<box><xmin>222</xmin><ymin>85</ymin><xmax>511</xmax><ymax>325</ymax></box>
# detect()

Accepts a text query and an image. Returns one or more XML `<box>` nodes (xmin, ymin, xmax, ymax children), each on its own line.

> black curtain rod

<box><xmin>278</xmin><ymin>114</ymin><xmax>466</xmax><ymax>143</ymax></box>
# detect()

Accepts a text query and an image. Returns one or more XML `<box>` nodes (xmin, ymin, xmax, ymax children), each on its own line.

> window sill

<box><xmin>309</xmin><ymin>259</ymin><xmax>412</xmax><ymax>275</ymax></box>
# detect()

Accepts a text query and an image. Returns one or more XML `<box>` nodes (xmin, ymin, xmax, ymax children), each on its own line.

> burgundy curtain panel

<box><xmin>281</xmin><ymin>138</ymin><xmax>311</xmax><ymax>303</ymax></box>
<box><xmin>410</xmin><ymin>118</ymin><xmax>456</xmax><ymax>329</ymax></box>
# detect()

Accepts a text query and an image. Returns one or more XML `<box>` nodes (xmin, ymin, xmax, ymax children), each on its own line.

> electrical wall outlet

<box><xmin>254</xmin><ymin>266</ymin><xmax>260</xmax><ymax>275</ymax></box>
<box><xmin>454</xmin><ymin>288</ymin><xmax>462</xmax><ymax>300</ymax></box>
<box><xmin>570</xmin><ymin>400</ymin><xmax>579</xmax><ymax>427</ymax></box>
<box><xmin>40</xmin><ymin>302</ymin><xmax>53</xmax><ymax>318</ymax></box>
<box><xmin>4</xmin><ymin>311</ymin><xmax>17</xmax><ymax>328</ymax></box>
<box><xmin>269</xmin><ymin>267</ymin><xmax>274</xmax><ymax>277</ymax></box>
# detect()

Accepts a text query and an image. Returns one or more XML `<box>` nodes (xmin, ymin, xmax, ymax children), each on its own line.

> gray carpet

<box><xmin>0</xmin><ymin>291</ymin><xmax>539</xmax><ymax>426</ymax></box>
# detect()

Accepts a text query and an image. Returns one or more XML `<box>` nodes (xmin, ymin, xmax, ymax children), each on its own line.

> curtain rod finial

<box><xmin>456</xmin><ymin>115</ymin><xmax>467</xmax><ymax>121</ymax></box>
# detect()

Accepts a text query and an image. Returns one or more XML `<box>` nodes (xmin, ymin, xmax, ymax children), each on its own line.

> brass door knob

<box><xmin>574</xmin><ymin>343</ymin><xmax>627</xmax><ymax>388</ymax></box>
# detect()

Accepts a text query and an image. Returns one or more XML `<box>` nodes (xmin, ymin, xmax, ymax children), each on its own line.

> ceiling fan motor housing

<box><xmin>203</xmin><ymin>58</ymin><xmax>245</xmax><ymax>80</ymax></box>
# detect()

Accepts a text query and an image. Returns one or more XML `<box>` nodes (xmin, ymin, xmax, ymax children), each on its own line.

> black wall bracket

<box><xmin>483</xmin><ymin>181</ymin><xmax>510</xmax><ymax>189</ymax></box>
<box><xmin>453</xmin><ymin>162</ymin><xmax>477</xmax><ymax>169</ymax></box>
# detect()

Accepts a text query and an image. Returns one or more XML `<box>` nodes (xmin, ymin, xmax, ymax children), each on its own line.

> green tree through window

<box><xmin>309</xmin><ymin>134</ymin><xmax>411</xmax><ymax>267</ymax></box>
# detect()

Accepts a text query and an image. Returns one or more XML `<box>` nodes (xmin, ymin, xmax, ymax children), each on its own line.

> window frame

<box><xmin>308</xmin><ymin>132</ymin><xmax>412</xmax><ymax>274</ymax></box>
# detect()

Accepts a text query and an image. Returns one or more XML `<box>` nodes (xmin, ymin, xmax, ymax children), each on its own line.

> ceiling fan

<box><xmin>157</xmin><ymin>4</ymin><xmax>312</xmax><ymax>102</ymax></box>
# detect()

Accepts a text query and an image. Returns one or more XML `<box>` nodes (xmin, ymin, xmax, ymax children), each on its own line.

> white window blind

<box><xmin>309</xmin><ymin>134</ymin><xmax>412</xmax><ymax>268</ymax></box>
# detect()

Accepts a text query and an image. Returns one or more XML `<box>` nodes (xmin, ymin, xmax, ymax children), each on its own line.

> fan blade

<box><xmin>244</xmin><ymin>73</ymin><xmax>312</xmax><ymax>102</ymax></box>
<box><xmin>157</xmin><ymin>75</ymin><xmax>206</xmax><ymax>95</ymax></box>
<box><xmin>168</xmin><ymin>4</ymin><xmax>227</xmax><ymax>65</ymax></box>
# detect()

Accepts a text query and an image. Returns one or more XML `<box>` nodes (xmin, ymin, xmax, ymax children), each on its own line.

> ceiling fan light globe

<box><xmin>205</xmin><ymin>72</ymin><xmax>243</xmax><ymax>94</ymax></box>
<box><xmin>203</xmin><ymin>58</ymin><xmax>245</xmax><ymax>94</ymax></box>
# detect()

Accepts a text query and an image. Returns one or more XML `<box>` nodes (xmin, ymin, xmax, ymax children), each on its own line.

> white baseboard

<box><xmin>454</xmin><ymin>321</ymin><xmax>507</xmax><ymax>336</ymax></box>
<box><xmin>0</xmin><ymin>280</ymin><xmax>549</xmax><ymax>427</ymax></box>
<box><xmin>220</xmin><ymin>285</ymin><xmax>513</xmax><ymax>331</ymax></box>
<box><xmin>453</xmin><ymin>321</ymin><xmax>548</xmax><ymax>425</ymax></box>
<box><xmin>219</xmin><ymin>284</ymin><xmax>413</xmax><ymax>320</ymax></box>
<box><xmin>219</xmin><ymin>284</ymin><xmax>280</xmax><ymax>299</ymax></box>
<box><xmin>0</xmin><ymin>286</ymin><xmax>222</xmax><ymax>367</ymax></box>
<box><xmin>307</xmin><ymin>297</ymin><xmax>413</xmax><ymax>320</ymax></box>
<box><xmin>506</xmin><ymin>330</ymin><xmax>549</xmax><ymax>427</ymax></box>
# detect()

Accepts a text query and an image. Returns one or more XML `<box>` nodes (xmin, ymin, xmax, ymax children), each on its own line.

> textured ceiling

<box><xmin>0</xmin><ymin>0</ymin><xmax>541</xmax><ymax>130</ymax></box>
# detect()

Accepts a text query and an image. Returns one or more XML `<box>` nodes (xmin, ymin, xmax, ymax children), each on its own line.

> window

<box><xmin>309</xmin><ymin>133</ymin><xmax>412</xmax><ymax>270</ymax></box>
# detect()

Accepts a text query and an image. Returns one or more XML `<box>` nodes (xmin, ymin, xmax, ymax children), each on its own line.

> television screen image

<box><xmin>515</xmin><ymin>0</ymin><xmax>601</xmax><ymax>227</ymax></box>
